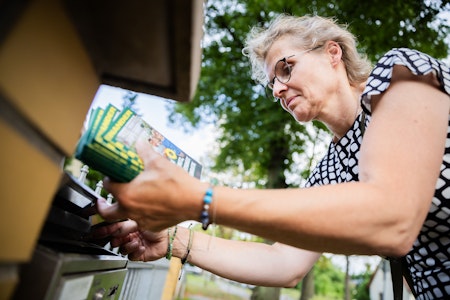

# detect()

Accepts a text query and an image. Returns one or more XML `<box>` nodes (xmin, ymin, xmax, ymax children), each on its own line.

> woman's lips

<box><xmin>285</xmin><ymin>96</ymin><xmax>297</xmax><ymax>108</ymax></box>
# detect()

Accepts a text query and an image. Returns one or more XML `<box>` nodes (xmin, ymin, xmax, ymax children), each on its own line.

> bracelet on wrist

<box><xmin>200</xmin><ymin>187</ymin><xmax>213</xmax><ymax>230</ymax></box>
<box><xmin>165</xmin><ymin>225</ymin><xmax>178</xmax><ymax>260</ymax></box>
<box><xmin>181</xmin><ymin>226</ymin><xmax>194</xmax><ymax>265</ymax></box>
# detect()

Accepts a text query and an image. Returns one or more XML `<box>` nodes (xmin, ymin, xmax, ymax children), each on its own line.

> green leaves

<box><xmin>171</xmin><ymin>0</ymin><xmax>449</xmax><ymax>187</ymax></box>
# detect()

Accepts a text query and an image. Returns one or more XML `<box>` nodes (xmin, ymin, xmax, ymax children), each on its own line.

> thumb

<box><xmin>96</xmin><ymin>198</ymin><xmax>126</xmax><ymax>222</ymax></box>
<box><xmin>135</xmin><ymin>138</ymin><xmax>160</xmax><ymax>166</ymax></box>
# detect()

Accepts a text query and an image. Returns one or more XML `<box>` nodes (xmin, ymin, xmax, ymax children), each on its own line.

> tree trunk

<box><xmin>250</xmin><ymin>141</ymin><xmax>286</xmax><ymax>300</ymax></box>
<box><xmin>345</xmin><ymin>256</ymin><xmax>351</xmax><ymax>300</ymax></box>
<box><xmin>299</xmin><ymin>270</ymin><xmax>314</xmax><ymax>300</ymax></box>
<box><xmin>251</xmin><ymin>286</ymin><xmax>281</xmax><ymax>300</ymax></box>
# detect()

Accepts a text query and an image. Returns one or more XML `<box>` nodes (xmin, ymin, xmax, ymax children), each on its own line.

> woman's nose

<box><xmin>272</xmin><ymin>79</ymin><xmax>287</xmax><ymax>99</ymax></box>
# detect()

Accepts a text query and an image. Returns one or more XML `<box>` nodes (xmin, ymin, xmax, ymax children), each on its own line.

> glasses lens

<box><xmin>262</xmin><ymin>84</ymin><xmax>278</xmax><ymax>102</ymax></box>
<box><xmin>264</xmin><ymin>85</ymin><xmax>273</xmax><ymax>100</ymax></box>
<box><xmin>274</xmin><ymin>60</ymin><xmax>291</xmax><ymax>83</ymax></box>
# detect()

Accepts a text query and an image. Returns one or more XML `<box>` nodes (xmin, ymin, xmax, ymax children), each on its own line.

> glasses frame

<box><xmin>265</xmin><ymin>45</ymin><xmax>322</xmax><ymax>101</ymax></box>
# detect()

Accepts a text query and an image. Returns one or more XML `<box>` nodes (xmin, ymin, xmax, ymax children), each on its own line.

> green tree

<box><xmin>172</xmin><ymin>0</ymin><xmax>449</xmax><ymax>183</ymax></box>
<box><xmin>352</xmin><ymin>263</ymin><xmax>373</xmax><ymax>300</ymax></box>
<box><xmin>169</xmin><ymin>0</ymin><xmax>449</xmax><ymax>298</ymax></box>
<box><xmin>314</xmin><ymin>256</ymin><xmax>346</xmax><ymax>299</ymax></box>
<box><xmin>122</xmin><ymin>91</ymin><xmax>141</xmax><ymax>116</ymax></box>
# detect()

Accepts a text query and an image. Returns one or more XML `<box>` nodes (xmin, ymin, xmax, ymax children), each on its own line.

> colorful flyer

<box><xmin>75</xmin><ymin>106</ymin><xmax>202</xmax><ymax>182</ymax></box>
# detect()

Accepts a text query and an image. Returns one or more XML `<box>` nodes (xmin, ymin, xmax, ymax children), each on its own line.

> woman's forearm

<box><xmin>171</xmin><ymin>226</ymin><xmax>319</xmax><ymax>287</ymax></box>
<box><xmin>214</xmin><ymin>183</ymin><xmax>394</xmax><ymax>255</ymax></box>
<box><xmin>206</xmin><ymin>81</ymin><xmax>449</xmax><ymax>257</ymax></box>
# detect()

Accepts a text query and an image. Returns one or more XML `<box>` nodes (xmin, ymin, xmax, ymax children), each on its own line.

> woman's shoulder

<box><xmin>361</xmin><ymin>48</ymin><xmax>450</xmax><ymax>113</ymax></box>
<box><xmin>376</xmin><ymin>48</ymin><xmax>446</xmax><ymax>75</ymax></box>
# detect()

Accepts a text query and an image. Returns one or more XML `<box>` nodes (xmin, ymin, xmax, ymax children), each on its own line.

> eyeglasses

<box><xmin>265</xmin><ymin>45</ymin><xmax>322</xmax><ymax>101</ymax></box>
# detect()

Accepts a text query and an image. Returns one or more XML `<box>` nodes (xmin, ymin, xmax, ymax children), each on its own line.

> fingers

<box><xmin>107</xmin><ymin>219</ymin><xmax>139</xmax><ymax>239</ymax></box>
<box><xmin>102</xmin><ymin>177</ymin><xmax>126</xmax><ymax>196</ymax></box>
<box><xmin>96</xmin><ymin>198</ymin><xmax>127</xmax><ymax>222</ymax></box>
<box><xmin>135</xmin><ymin>138</ymin><xmax>158</xmax><ymax>164</ymax></box>
<box><xmin>89</xmin><ymin>219</ymin><xmax>138</xmax><ymax>239</ymax></box>
<box><xmin>110</xmin><ymin>232</ymin><xmax>136</xmax><ymax>248</ymax></box>
<box><xmin>112</xmin><ymin>233</ymin><xmax>146</xmax><ymax>260</ymax></box>
<box><xmin>127</xmin><ymin>246</ymin><xmax>146</xmax><ymax>261</ymax></box>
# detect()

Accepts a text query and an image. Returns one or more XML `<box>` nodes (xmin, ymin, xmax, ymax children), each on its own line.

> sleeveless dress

<box><xmin>305</xmin><ymin>48</ymin><xmax>450</xmax><ymax>299</ymax></box>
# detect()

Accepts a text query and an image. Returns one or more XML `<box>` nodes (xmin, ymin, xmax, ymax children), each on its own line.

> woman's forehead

<box><xmin>264</xmin><ymin>38</ymin><xmax>300</xmax><ymax>73</ymax></box>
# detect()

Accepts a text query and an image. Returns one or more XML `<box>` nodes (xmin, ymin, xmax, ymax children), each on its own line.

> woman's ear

<box><xmin>326</xmin><ymin>41</ymin><xmax>342</xmax><ymax>67</ymax></box>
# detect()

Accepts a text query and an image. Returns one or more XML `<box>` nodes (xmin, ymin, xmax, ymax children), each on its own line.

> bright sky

<box><xmin>87</xmin><ymin>84</ymin><xmax>216</xmax><ymax>163</ymax></box>
<box><xmin>79</xmin><ymin>10</ymin><xmax>450</xmax><ymax>277</ymax></box>
<box><xmin>86</xmin><ymin>85</ymin><xmax>381</xmax><ymax>275</ymax></box>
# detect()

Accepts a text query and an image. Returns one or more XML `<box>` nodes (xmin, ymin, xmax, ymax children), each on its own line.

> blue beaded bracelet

<box><xmin>200</xmin><ymin>187</ymin><xmax>213</xmax><ymax>230</ymax></box>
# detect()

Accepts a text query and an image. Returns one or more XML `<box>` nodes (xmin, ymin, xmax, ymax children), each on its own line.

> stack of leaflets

<box><xmin>75</xmin><ymin>104</ymin><xmax>202</xmax><ymax>182</ymax></box>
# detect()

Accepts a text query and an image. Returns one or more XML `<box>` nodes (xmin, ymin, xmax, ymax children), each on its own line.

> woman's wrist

<box><xmin>175</xmin><ymin>181</ymin><xmax>210</xmax><ymax>223</ymax></box>
<box><xmin>165</xmin><ymin>225</ymin><xmax>178</xmax><ymax>260</ymax></box>
<box><xmin>171</xmin><ymin>226</ymin><xmax>191</xmax><ymax>259</ymax></box>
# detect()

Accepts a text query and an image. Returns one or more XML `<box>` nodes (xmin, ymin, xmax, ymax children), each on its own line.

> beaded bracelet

<box><xmin>181</xmin><ymin>227</ymin><xmax>194</xmax><ymax>265</ymax></box>
<box><xmin>165</xmin><ymin>225</ymin><xmax>178</xmax><ymax>260</ymax></box>
<box><xmin>200</xmin><ymin>187</ymin><xmax>213</xmax><ymax>230</ymax></box>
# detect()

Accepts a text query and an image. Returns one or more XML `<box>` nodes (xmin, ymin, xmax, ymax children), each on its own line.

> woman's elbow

<box><xmin>375</xmin><ymin>221</ymin><xmax>418</xmax><ymax>257</ymax></box>
<box><xmin>283</xmin><ymin>277</ymin><xmax>302</xmax><ymax>289</ymax></box>
<box><xmin>282</xmin><ymin>270</ymin><xmax>310</xmax><ymax>288</ymax></box>
<box><xmin>379</xmin><ymin>237</ymin><xmax>414</xmax><ymax>258</ymax></box>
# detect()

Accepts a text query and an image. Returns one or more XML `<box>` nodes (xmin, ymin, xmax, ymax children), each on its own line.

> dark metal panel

<box><xmin>64</xmin><ymin>0</ymin><xmax>202</xmax><ymax>102</ymax></box>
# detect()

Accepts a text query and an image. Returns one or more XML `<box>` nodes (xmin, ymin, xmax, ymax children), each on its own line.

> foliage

<box><xmin>121</xmin><ymin>91</ymin><xmax>141</xmax><ymax>116</ymax></box>
<box><xmin>170</xmin><ymin>0</ymin><xmax>449</xmax><ymax>187</ymax></box>
<box><xmin>313</xmin><ymin>256</ymin><xmax>345</xmax><ymax>299</ymax></box>
<box><xmin>295</xmin><ymin>256</ymin><xmax>349</xmax><ymax>300</ymax></box>
<box><xmin>63</xmin><ymin>157</ymin><xmax>108</xmax><ymax>197</ymax></box>
<box><xmin>168</xmin><ymin>0</ymin><xmax>449</xmax><ymax>298</ymax></box>
<box><xmin>351</xmin><ymin>264</ymin><xmax>373</xmax><ymax>300</ymax></box>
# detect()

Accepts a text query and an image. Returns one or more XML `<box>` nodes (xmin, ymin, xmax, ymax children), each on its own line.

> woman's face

<box><xmin>264</xmin><ymin>37</ymin><xmax>339</xmax><ymax>123</ymax></box>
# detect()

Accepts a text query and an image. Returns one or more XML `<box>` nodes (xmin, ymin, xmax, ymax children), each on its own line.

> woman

<box><xmin>93</xmin><ymin>15</ymin><xmax>450</xmax><ymax>298</ymax></box>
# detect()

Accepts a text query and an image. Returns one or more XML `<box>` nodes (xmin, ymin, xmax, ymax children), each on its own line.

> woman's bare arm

<box><xmin>100</xmin><ymin>66</ymin><xmax>449</xmax><ymax>257</ymax></box>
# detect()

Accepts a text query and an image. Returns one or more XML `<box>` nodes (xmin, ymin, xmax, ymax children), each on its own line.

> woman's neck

<box><xmin>326</xmin><ymin>83</ymin><xmax>365</xmax><ymax>142</ymax></box>
<box><xmin>330</xmin><ymin>105</ymin><xmax>361</xmax><ymax>143</ymax></box>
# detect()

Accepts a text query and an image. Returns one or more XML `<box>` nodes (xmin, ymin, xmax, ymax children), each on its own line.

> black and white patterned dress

<box><xmin>305</xmin><ymin>48</ymin><xmax>450</xmax><ymax>299</ymax></box>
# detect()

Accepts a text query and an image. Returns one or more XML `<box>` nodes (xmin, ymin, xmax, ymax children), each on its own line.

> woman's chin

<box><xmin>292</xmin><ymin>112</ymin><xmax>311</xmax><ymax>123</ymax></box>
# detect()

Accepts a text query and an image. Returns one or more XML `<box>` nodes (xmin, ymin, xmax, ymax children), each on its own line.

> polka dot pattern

<box><xmin>306</xmin><ymin>48</ymin><xmax>450</xmax><ymax>299</ymax></box>
<box><xmin>305</xmin><ymin>112</ymin><xmax>369</xmax><ymax>187</ymax></box>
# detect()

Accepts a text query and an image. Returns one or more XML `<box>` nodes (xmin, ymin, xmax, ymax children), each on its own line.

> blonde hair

<box><xmin>242</xmin><ymin>14</ymin><xmax>372</xmax><ymax>86</ymax></box>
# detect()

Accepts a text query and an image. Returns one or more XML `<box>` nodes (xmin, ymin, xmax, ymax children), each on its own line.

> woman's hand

<box><xmin>89</xmin><ymin>218</ymin><xmax>167</xmax><ymax>261</ymax></box>
<box><xmin>97</xmin><ymin>139</ymin><xmax>208</xmax><ymax>232</ymax></box>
